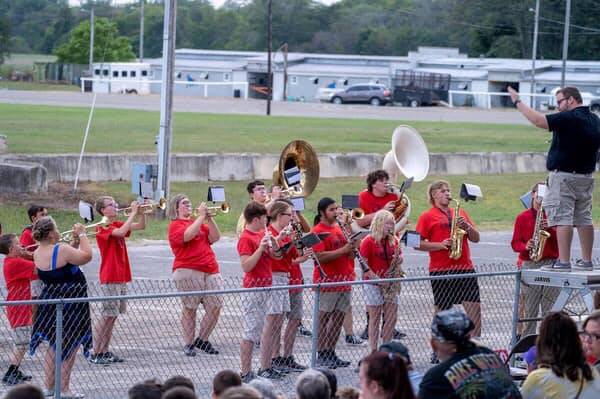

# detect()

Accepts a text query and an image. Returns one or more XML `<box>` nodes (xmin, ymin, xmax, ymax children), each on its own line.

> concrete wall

<box><xmin>0</xmin><ymin>152</ymin><xmax>558</xmax><ymax>183</ymax></box>
<box><xmin>0</xmin><ymin>161</ymin><xmax>47</xmax><ymax>193</ymax></box>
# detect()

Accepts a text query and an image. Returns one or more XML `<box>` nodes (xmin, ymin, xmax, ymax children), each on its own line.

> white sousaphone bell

<box><xmin>382</xmin><ymin>125</ymin><xmax>430</xmax><ymax>233</ymax></box>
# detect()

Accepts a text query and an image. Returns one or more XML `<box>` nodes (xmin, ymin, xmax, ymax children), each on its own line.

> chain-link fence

<box><xmin>0</xmin><ymin>265</ymin><xmax>588</xmax><ymax>398</ymax></box>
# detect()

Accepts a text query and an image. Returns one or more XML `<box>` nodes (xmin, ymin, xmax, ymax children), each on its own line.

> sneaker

<box><xmin>88</xmin><ymin>353</ymin><xmax>112</xmax><ymax>365</ymax></box>
<box><xmin>345</xmin><ymin>334</ymin><xmax>366</xmax><ymax>346</ymax></box>
<box><xmin>240</xmin><ymin>371</ymin><xmax>257</xmax><ymax>384</ymax></box>
<box><xmin>2</xmin><ymin>369</ymin><xmax>31</xmax><ymax>385</ymax></box>
<box><xmin>271</xmin><ymin>356</ymin><xmax>291</xmax><ymax>374</ymax></box>
<box><xmin>315</xmin><ymin>351</ymin><xmax>338</xmax><ymax>369</ymax></box>
<box><xmin>281</xmin><ymin>355</ymin><xmax>307</xmax><ymax>372</ymax></box>
<box><xmin>60</xmin><ymin>393</ymin><xmax>85</xmax><ymax>399</ymax></box>
<box><xmin>257</xmin><ymin>367</ymin><xmax>284</xmax><ymax>380</ymax></box>
<box><xmin>573</xmin><ymin>259</ymin><xmax>593</xmax><ymax>272</ymax></box>
<box><xmin>43</xmin><ymin>389</ymin><xmax>55</xmax><ymax>397</ymax></box>
<box><xmin>183</xmin><ymin>344</ymin><xmax>197</xmax><ymax>357</ymax></box>
<box><xmin>359</xmin><ymin>327</ymin><xmax>369</xmax><ymax>340</ymax></box>
<box><xmin>392</xmin><ymin>329</ymin><xmax>407</xmax><ymax>340</ymax></box>
<box><xmin>104</xmin><ymin>351</ymin><xmax>124</xmax><ymax>363</ymax></box>
<box><xmin>430</xmin><ymin>350</ymin><xmax>440</xmax><ymax>364</ymax></box>
<box><xmin>331</xmin><ymin>351</ymin><xmax>351</xmax><ymax>368</ymax></box>
<box><xmin>193</xmin><ymin>338</ymin><xmax>219</xmax><ymax>355</ymax></box>
<box><xmin>297</xmin><ymin>324</ymin><xmax>312</xmax><ymax>338</ymax></box>
<box><xmin>541</xmin><ymin>261</ymin><xmax>571</xmax><ymax>272</ymax></box>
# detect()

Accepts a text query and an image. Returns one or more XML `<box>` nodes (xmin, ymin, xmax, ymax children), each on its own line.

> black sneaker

<box><xmin>282</xmin><ymin>355</ymin><xmax>307</xmax><ymax>372</ymax></box>
<box><xmin>345</xmin><ymin>334</ymin><xmax>366</xmax><ymax>346</ymax></box>
<box><xmin>240</xmin><ymin>371</ymin><xmax>257</xmax><ymax>383</ymax></box>
<box><xmin>257</xmin><ymin>367</ymin><xmax>284</xmax><ymax>380</ymax></box>
<box><xmin>88</xmin><ymin>353</ymin><xmax>111</xmax><ymax>365</ymax></box>
<box><xmin>193</xmin><ymin>338</ymin><xmax>219</xmax><ymax>355</ymax></box>
<box><xmin>392</xmin><ymin>329</ymin><xmax>407</xmax><ymax>340</ymax></box>
<box><xmin>183</xmin><ymin>344</ymin><xmax>197</xmax><ymax>357</ymax></box>
<box><xmin>104</xmin><ymin>351</ymin><xmax>124</xmax><ymax>363</ymax></box>
<box><xmin>2</xmin><ymin>369</ymin><xmax>31</xmax><ymax>385</ymax></box>
<box><xmin>331</xmin><ymin>351</ymin><xmax>351</xmax><ymax>368</ymax></box>
<box><xmin>297</xmin><ymin>324</ymin><xmax>312</xmax><ymax>338</ymax></box>
<box><xmin>315</xmin><ymin>351</ymin><xmax>338</xmax><ymax>369</ymax></box>
<box><xmin>271</xmin><ymin>356</ymin><xmax>291</xmax><ymax>374</ymax></box>
<box><xmin>359</xmin><ymin>327</ymin><xmax>369</xmax><ymax>340</ymax></box>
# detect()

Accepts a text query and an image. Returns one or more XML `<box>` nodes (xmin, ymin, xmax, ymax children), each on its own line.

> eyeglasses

<box><xmin>579</xmin><ymin>331</ymin><xmax>600</xmax><ymax>341</ymax></box>
<box><xmin>281</xmin><ymin>213</ymin><xmax>292</xmax><ymax>217</ymax></box>
<box><xmin>557</xmin><ymin>97</ymin><xmax>570</xmax><ymax>105</ymax></box>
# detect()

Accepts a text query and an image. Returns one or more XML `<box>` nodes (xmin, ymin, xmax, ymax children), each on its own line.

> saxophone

<box><xmin>381</xmin><ymin>235</ymin><xmax>405</xmax><ymax>302</ymax></box>
<box><xmin>529</xmin><ymin>205</ymin><xmax>550</xmax><ymax>262</ymax></box>
<box><xmin>449</xmin><ymin>199</ymin><xmax>467</xmax><ymax>260</ymax></box>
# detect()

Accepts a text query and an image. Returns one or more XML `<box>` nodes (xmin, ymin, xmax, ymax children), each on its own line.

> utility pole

<box><xmin>139</xmin><ymin>0</ymin><xmax>145</xmax><ymax>62</ymax></box>
<box><xmin>529</xmin><ymin>0</ymin><xmax>540</xmax><ymax>108</ymax></box>
<box><xmin>266</xmin><ymin>0</ymin><xmax>272</xmax><ymax>116</ymax></box>
<box><xmin>156</xmin><ymin>0</ymin><xmax>177</xmax><ymax>202</ymax></box>
<box><xmin>560</xmin><ymin>0</ymin><xmax>571</xmax><ymax>88</ymax></box>
<box><xmin>89</xmin><ymin>4</ymin><xmax>94</xmax><ymax>73</ymax></box>
<box><xmin>282</xmin><ymin>43</ymin><xmax>288</xmax><ymax>102</ymax></box>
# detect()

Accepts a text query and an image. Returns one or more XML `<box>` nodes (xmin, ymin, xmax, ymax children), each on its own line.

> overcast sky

<box><xmin>70</xmin><ymin>0</ymin><xmax>341</xmax><ymax>7</ymax></box>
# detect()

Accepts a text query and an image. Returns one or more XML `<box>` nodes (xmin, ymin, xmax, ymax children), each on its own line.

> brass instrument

<box><xmin>449</xmin><ymin>199</ymin><xmax>467</xmax><ymax>260</ymax></box>
<box><xmin>529</xmin><ymin>205</ymin><xmax>550</xmax><ymax>262</ymax></box>
<box><xmin>381</xmin><ymin>235</ymin><xmax>405</xmax><ymax>301</ymax></box>
<box><xmin>59</xmin><ymin>216</ymin><xmax>109</xmax><ymax>243</ymax></box>
<box><xmin>382</xmin><ymin>125</ymin><xmax>430</xmax><ymax>233</ymax></box>
<box><xmin>272</xmin><ymin>140</ymin><xmax>320</xmax><ymax>199</ymax></box>
<box><xmin>193</xmin><ymin>202</ymin><xmax>230</xmax><ymax>217</ymax></box>
<box><xmin>118</xmin><ymin>198</ymin><xmax>167</xmax><ymax>216</ymax></box>
<box><xmin>342</xmin><ymin>207</ymin><xmax>365</xmax><ymax>221</ymax></box>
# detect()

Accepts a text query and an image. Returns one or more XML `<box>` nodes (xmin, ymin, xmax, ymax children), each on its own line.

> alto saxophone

<box><xmin>529</xmin><ymin>205</ymin><xmax>550</xmax><ymax>262</ymax></box>
<box><xmin>381</xmin><ymin>235</ymin><xmax>405</xmax><ymax>302</ymax></box>
<box><xmin>449</xmin><ymin>199</ymin><xmax>467</xmax><ymax>260</ymax></box>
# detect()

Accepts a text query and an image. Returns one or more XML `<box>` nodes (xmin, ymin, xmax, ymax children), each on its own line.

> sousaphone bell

<box><xmin>272</xmin><ymin>140</ymin><xmax>320</xmax><ymax>198</ymax></box>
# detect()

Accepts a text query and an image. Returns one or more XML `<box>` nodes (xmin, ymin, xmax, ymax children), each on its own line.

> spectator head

<box><xmin>315</xmin><ymin>367</ymin><xmax>337</xmax><ymax>398</ymax></box>
<box><xmin>359</xmin><ymin>351</ymin><xmax>415</xmax><ymax>399</ymax></box>
<box><xmin>296</xmin><ymin>369</ymin><xmax>331</xmax><ymax>399</ymax></box>
<box><xmin>556</xmin><ymin>86</ymin><xmax>583</xmax><ymax>109</ymax></box>
<box><xmin>523</xmin><ymin>345</ymin><xmax>537</xmax><ymax>373</ymax></box>
<box><xmin>212</xmin><ymin>369</ymin><xmax>242</xmax><ymax>398</ymax></box>
<box><xmin>366</xmin><ymin>169</ymin><xmax>390</xmax><ymax>192</ymax></box>
<box><xmin>219</xmin><ymin>386</ymin><xmax>261</xmax><ymax>399</ymax></box>
<box><xmin>27</xmin><ymin>204</ymin><xmax>48</xmax><ymax>223</ymax></box>
<box><xmin>538</xmin><ymin>311</ymin><xmax>593</xmax><ymax>382</ymax></box>
<box><xmin>430</xmin><ymin>308</ymin><xmax>476</xmax><ymax>361</ymax></box>
<box><xmin>336</xmin><ymin>386</ymin><xmax>360</xmax><ymax>399</ymax></box>
<box><xmin>4</xmin><ymin>384</ymin><xmax>44</xmax><ymax>399</ymax></box>
<box><xmin>162</xmin><ymin>375</ymin><xmax>195</xmax><ymax>393</ymax></box>
<box><xmin>162</xmin><ymin>387</ymin><xmax>197</xmax><ymax>399</ymax></box>
<box><xmin>128</xmin><ymin>381</ymin><xmax>162</xmax><ymax>399</ymax></box>
<box><xmin>380</xmin><ymin>340</ymin><xmax>413</xmax><ymax>368</ymax></box>
<box><xmin>32</xmin><ymin>216</ymin><xmax>59</xmax><ymax>243</ymax></box>
<box><xmin>248</xmin><ymin>378</ymin><xmax>279</xmax><ymax>399</ymax></box>
<box><xmin>582</xmin><ymin>310</ymin><xmax>600</xmax><ymax>361</ymax></box>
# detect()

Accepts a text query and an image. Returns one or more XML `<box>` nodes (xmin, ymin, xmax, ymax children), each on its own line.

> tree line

<box><xmin>1</xmin><ymin>0</ymin><xmax>599</xmax><ymax>65</ymax></box>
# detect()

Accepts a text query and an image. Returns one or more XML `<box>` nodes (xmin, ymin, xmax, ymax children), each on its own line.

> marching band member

<box><xmin>312</xmin><ymin>197</ymin><xmax>354</xmax><ymax>369</ymax></box>
<box><xmin>89</xmin><ymin>196</ymin><xmax>146</xmax><ymax>365</ymax></box>
<box><xmin>359</xmin><ymin>210</ymin><xmax>402</xmax><ymax>352</ymax></box>
<box><xmin>511</xmin><ymin>182</ymin><xmax>559</xmax><ymax>336</ymax></box>
<box><xmin>415</xmin><ymin>180</ymin><xmax>482</xmax><ymax>340</ymax></box>
<box><xmin>236</xmin><ymin>180</ymin><xmax>269</xmax><ymax>237</ymax></box>
<box><xmin>237</xmin><ymin>202</ymin><xmax>283</xmax><ymax>381</ymax></box>
<box><xmin>357</xmin><ymin>170</ymin><xmax>398</xmax><ymax>229</ymax></box>
<box><xmin>268</xmin><ymin>200</ymin><xmax>312</xmax><ymax>373</ymax></box>
<box><xmin>19</xmin><ymin>204</ymin><xmax>48</xmax><ymax>254</ymax></box>
<box><xmin>167</xmin><ymin>194</ymin><xmax>223</xmax><ymax>357</ymax></box>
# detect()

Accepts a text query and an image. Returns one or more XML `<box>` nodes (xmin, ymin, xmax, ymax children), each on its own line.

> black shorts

<box><xmin>430</xmin><ymin>269</ymin><xmax>481</xmax><ymax>310</ymax></box>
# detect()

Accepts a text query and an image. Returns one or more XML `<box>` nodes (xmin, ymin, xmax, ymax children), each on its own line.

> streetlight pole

<box><xmin>529</xmin><ymin>0</ymin><xmax>540</xmax><ymax>108</ymax></box>
<box><xmin>89</xmin><ymin>4</ymin><xmax>94</xmax><ymax>73</ymax></box>
<box><xmin>560</xmin><ymin>0</ymin><xmax>571</xmax><ymax>88</ymax></box>
<box><xmin>139</xmin><ymin>0</ymin><xmax>145</xmax><ymax>62</ymax></box>
<box><xmin>266</xmin><ymin>0</ymin><xmax>272</xmax><ymax>116</ymax></box>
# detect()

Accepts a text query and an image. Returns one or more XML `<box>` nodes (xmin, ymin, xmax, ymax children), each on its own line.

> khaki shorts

<box><xmin>363</xmin><ymin>283</ymin><xmax>399</xmax><ymax>307</ymax></box>
<box><xmin>173</xmin><ymin>268</ymin><xmax>224</xmax><ymax>310</ymax></box>
<box><xmin>13</xmin><ymin>326</ymin><xmax>32</xmax><ymax>348</ymax></box>
<box><xmin>242</xmin><ymin>291</ymin><xmax>270</xmax><ymax>343</ymax></box>
<box><xmin>270</xmin><ymin>272</ymin><xmax>291</xmax><ymax>315</ymax></box>
<box><xmin>30</xmin><ymin>280</ymin><xmax>43</xmax><ymax>298</ymax></box>
<box><xmin>319</xmin><ymin>291</ymin><xmax>351</xmax><ymax>313</ymax></box>
<box><xmin>287</xmin><ymin>291</ymin><xmax>303</xmax><ymax>320</ymax></box>
<box><xmin>100</xmin><ymin>283</ymin><xmax>128</xmax><ymax>317</ymax></box>
<box><xmin>544</xmin><ymin>171</ymin><xmax>594</xmax><ymax>227</ymax></box>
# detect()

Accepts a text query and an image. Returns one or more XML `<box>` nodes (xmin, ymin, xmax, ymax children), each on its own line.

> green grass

<box><xmin>0</xmin><ymin>81</ymin><xmax>79</xmax><ymax>91</ymax></box>
<box><xmin>2</xmin><ymin>174</ymin><xmax>599</xmax><ymax>238</ymax></box>
<box><xmin>0</xmin><ymin>103</ymin><xmax>548</xmax><ymax>154</ymax></box>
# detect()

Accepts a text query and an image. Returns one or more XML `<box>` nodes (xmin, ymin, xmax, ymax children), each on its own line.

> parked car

<box><xmin>591</xmin><ymin>99</ymin><xmax>600</xmax><ymax>114</ymax></box>
<box><xmin>329</xmin><ymin>84</ymin><xmax>392</xmax><ymax>106</ymax></box>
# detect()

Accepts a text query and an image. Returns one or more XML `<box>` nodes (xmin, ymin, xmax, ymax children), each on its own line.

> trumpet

<box><xmin>193</xmin><ymin>202</ymin><xmax>230</xmax><ymax>217</ymax></box>
<box><xmin>341</xmin><ymin>207</ymin><xmax>365</xmax><ymax>220</ymax></box>
<box><xmin>118</xmin><ymin>198</ymin><xmax>167</xmax><ymax>216</ymax></box>
<box><xmin>267</xmin><ymin>185</ymin><xmax>303</xmax><ymax>202</ymax></box>
<box><xmin>59</xmin><ymin>216</ymin><xmax>109</xmax><ymax>243</ymax></box>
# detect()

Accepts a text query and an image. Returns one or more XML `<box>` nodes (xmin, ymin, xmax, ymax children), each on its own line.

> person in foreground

<box><xmin>521</xmin><ymin>311</ymin><xmax>600</xmax><ymax>399</ymax></box>
<box><xmin>359</xmin><ymin>350</ymin><xmax>415</xmax><ymax>399</ymax></box>
<box><xmin>418</xmin><ymin>308</ymin><xmax>520</xmax><ymax>399</ymax></box>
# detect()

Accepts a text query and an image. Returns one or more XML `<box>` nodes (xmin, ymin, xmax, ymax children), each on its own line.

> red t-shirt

<box><xmin>511</xmin><ymin>208</ymin><xmax>559</xmax><ymax>268</ymax></box>
<box><xmin>358</xmin><ymin>190</ymin><xmax>398</xmax><ymax>215</ymax></box>
<box><xmin>268</xmin><ymin>225</ymin><xmax>298</xmax><ymax>274</ymax></box>
<box><xmin>19</xmin><ymin>226</ymin><xmax>36</xmax><ymax>251</ymax></box>
<box><xmin>3</xmin><ymin>257</ymin><xmax>36</xmax><ymax>328</ymax></box>
<box><xmin>415</xmin><ymin>206</ymin><xmax>475</xmax><ymax>272</ymax></box>
<box><xmin>237</xmin><ymin>228</ymin><xmax>272</xmax><ymax>288</ymax></box>
<box><xmin>311</xmin><ymin>222</ymin><xmax>355</xmax><ymax>292</ymax></box>
<box><xmin>359</xmin><ymin>235</ymin><xmax>400</xmax><ymax>279</ymax></box>
<box><xmin>95</xmin><ymin>221</ymin><xmax>132</xmax><ymax>284</ymax></box>
<box><xmin>168</xmin><ymin>219</ymin><xmax>219</xmax><ymax>274</ymax></box>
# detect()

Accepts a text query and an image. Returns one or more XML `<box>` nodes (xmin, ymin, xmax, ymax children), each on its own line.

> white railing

<box><xmin>448</xmin><ymin>90</ymin><xmax>597</xmax><ymax>110</ymax></box>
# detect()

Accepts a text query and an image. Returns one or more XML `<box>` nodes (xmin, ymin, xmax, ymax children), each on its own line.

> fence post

<box><xmin>54</xmin><ymin>303</ymin><xmax>64</xmax><ymax>399</ymax></box>
<box><xmin>310</xmin><ymin>285</ymin><xmax>321</xmax><ymax>367</ymax></box>
<box><xmin>510</xmin><ymin>271</ymin><xmax>522</xmax><ymax>350</ymax></box>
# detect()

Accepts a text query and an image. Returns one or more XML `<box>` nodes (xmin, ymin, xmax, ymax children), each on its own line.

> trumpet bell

<box><xmin>384</xmin><ymin>125</ymin><xmax>429</xmax><ymax>182</ymax></box>
<box><xmin>273</xmin><ymin>140</ymin><xmax>320</xmax><ymax>198</ymax></box>
<box><xmin>351</xmin><ymin>208</ymin><xmax>365</xmax><ymax>220</ymax></box>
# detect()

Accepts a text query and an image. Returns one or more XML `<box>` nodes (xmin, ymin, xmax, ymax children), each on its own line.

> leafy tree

<box><xmin>55</xmin><ymin>17</ymin><xmax>135</xmax><ymax>64</ymax></box>
<box><xmin>0</xmin><ymin>16</ymin><xmax>10</xmax><ymax>64</ymax></box>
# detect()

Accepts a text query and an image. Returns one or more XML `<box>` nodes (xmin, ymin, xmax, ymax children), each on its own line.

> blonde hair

<box><xmin>167</xmin><ymin>194</ymin><xmax>187</xmax><ymax>221</ymax></box>
<box><xmin>270</xmin><ymin>200</ymin><xmax>292</xmax><ymax>221</ymax></box>
<box><xmin>427</xmin><ymin>180</ymin><xmax>450</xmax><ymax>205</ymax></box>
<box><xmin>94</xmin><ymin>195</ymin><xmax>113</xmax><ymax>216</ymax></box>
<box><xmin>370</xmin><ymin>209</ymin><xmax>395</xmax><ymax>244</ymax></box>
<box><xmin>32</xmin><ymin>216</ymin><xmax>58</xmax><ymax>242</ymax></box>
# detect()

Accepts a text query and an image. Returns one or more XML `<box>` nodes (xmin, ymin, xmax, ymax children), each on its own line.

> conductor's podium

<box><xmin>521</xmin><ymin>269</ymin><xmax>600</xmax><ymax>313</ymax></box>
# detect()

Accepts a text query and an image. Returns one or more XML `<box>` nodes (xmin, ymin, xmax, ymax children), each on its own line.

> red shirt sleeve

<box><xmin>359</xmin><ymin>236</ymin><xmax>372</xmax><ymax>259</ymax></box>
<box><xmin>237</xmin><ymin>234</ymin><xmax>256</xmax><ymax>257</ymax></box>
<box><xmin>3</xmin><ymin>258</ymin><xmax>36</xmax><ymax>283</ymax></box>
<box><xmin>19</xmin><ymin>228</ymin><xmax>35</xmax><ymax>248</ymax></box>
<box><xmin>415</xmin><ymin>210</ymin><xmax>431</xmax><ymax>240</ymax></box>
<box><xmin>168</xmin><ymin>220</ymin><xmax>187</xmax><ymax>249</ymax></box>
<box><xmin>511</xmin><ymin>212</ymin><xmax>529</xmax><ymax>254</ymax></box>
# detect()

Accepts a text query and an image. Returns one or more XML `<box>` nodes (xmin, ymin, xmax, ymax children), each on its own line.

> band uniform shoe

<box><xmin>43</xmin><ymin>389</ymin><xmax>55</xmax><ymax>397</ymax></box>
<box><xmin>240</xmin><ymin>371</ymin><xmax>257</xmax><ymax>384</ymax></box>
<box><xmin>345</xmin><ymin>334</ymin><xmax>366</xmax><ymax>346</ymax></box>
<box><xmin>257</xmin><ymin>367</ymin><xmax>284</xmax><ymax>380</ymax></box>
<box><xmin>183</xmin><ymin>344</ymin><xmax>197</xmax><ymax>357</ymax></box>
<box><xmin>315</xmin><ymin>351</ymin><xmax>338</xmax><ymax>369</ymax></box>
<box><xmin>541</xmin><ymin>261</ymin><xmax>571</xmax><ymax>272</ymax></box>
<box><xmin>104</xmin><ymin>351</ymin><xmax>124</xmax><ymax>363</ymax></box>
<box><xmin>331</xmin><ymin>351</ymin><xmax>351</xmax><ymax>368</ymax></box>
<box><xmin>60</xmin><ymin>393</ymin><xmax>85</xmax><ymax>399</ymax></box>
<box><xmin>573</xmin><ymin>259</ymin><xmax>593</xmax><ymax>272</ymax></box>
<box><xmin>274</xmin><ymin>355</ymin><xmax>306</xmax><ymax>372</ymax></box>
<box><xmin>297</xmin><ymin>324</ymin><xmax>312</xmax><ymax>338</ymax></box>
<box><xmin>88</xmin><ymin>353</ymin><xmax>112</xmax><ymax>365</ymax></box>
<box><xmin>359</xmin><ymin>327</ymin><xmax>369</xmax><ymax>340</ymax></box>
<box><xmin>2</xmin><ymin>368</ymin><xmax>32</xmax><ymax>385</ymax></box>
<box><xmin>193</xmin><ymin>338</ymin><xmax>219</xmax><ymax>355</ymax></box>
<box><xmin>392</xmin><ymin>329</ymin><xmax>407</xmax><ymax>340</ymax></box>
<box><xmin>271</xmin><ymin>356</ymin><xmax>291</xmax><ymax>374</ymax></box>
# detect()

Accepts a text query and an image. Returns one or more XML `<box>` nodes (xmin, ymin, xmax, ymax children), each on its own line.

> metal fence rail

<box><xmin>0</xmin><ymin>266</ymin><xmax>587</xmax><ymax>398</ymax></box>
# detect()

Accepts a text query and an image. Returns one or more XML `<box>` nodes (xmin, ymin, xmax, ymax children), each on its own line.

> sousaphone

<box><xmin>273</xmin><ymin>140</ymin><xmax>320</xmax><ymax>198</ymax></box>
<box><xmin>382</xmin><ymin>125</ymin><xmax>430</xmax><ymax>232</ymax></box>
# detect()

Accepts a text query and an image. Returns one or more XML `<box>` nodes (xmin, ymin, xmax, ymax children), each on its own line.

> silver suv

<box><xmin>330</xmin><ymin>84</ymin><xmax>392</xmax><ymax>106</ymax></box>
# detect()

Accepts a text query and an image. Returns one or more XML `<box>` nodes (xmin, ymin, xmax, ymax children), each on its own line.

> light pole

<box><xmin>139</xmin><ymin>0</ymin><xmax>144</xmax><ymax>62</ymax></box>
<box><xmin>89</xmin><ymin>4</ymin><xmax>94</xmax><ymax>73</ymax></box>
<box><xmin>266</xmin><ymin>0</ymin><xmax>272</xmax><ymax>116</ymax></box>
<box><xmin>560</xmin><ymin>0</ymin><xmax>571</xmax><ymax>88</ymax></box>
<box><xmin>529</xmin><ymin>0</ymin><xmax>540</xmax><ymax>108</ymax></box>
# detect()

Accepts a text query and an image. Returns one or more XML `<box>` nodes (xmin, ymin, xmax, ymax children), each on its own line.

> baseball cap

<box><xmin>379</xmin><ymin>340</ymin><xmax>411</xmax><ymax>364</ymax></box>
<box><xmin>431</xmin><ymin>308</ymin><xmax>475</xmax><ymax>343</ymax></box>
